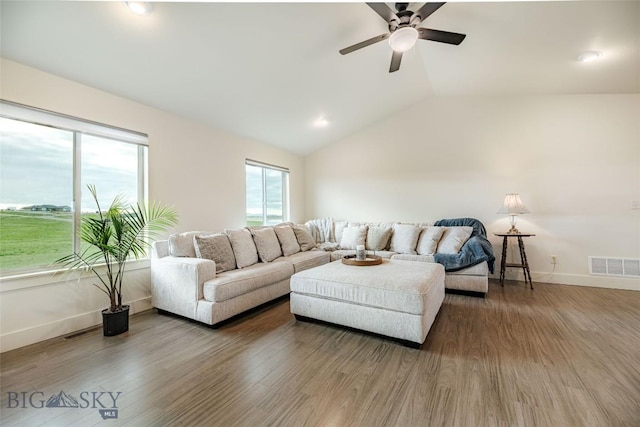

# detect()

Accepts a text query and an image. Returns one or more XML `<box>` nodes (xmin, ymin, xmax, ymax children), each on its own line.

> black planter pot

<box><xmin>102</xmin><ymin>305</ymin><xmax>130</xmax><ymax>336</ymax></box>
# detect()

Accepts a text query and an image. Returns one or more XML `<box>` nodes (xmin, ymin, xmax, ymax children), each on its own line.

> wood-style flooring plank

<box><xmin>1</xmin><ymin>280</ymin><xmax>639</xmax><ymax>426</ymax></box>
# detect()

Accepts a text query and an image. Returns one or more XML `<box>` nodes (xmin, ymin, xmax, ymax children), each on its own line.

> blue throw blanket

<box><xmin>433</xmin><ymin>218</ymin><xmax>495</xmax><ymax>274</ymax></box>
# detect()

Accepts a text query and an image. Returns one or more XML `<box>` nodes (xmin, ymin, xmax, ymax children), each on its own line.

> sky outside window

<box><xmin>0</xmin><ymin>117</ymin><xmax>73</xmax><ymax>209</ymax></box>
<box><xmin>81</xmin><ymin>134</ymin><xmax>139</xmax><ymax>211</ymax></box>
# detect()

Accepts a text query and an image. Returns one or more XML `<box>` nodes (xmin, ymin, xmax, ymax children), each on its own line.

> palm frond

<box><xmin>55</xmin><ymin>185</ymin><xmax>178</xmax><ymax>312</ymax></box>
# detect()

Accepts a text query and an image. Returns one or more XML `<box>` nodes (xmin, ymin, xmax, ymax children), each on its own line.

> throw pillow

<box><xmin>292</xmin><ymin>225</ymin><xmax>316</xmax><ymax>251</ymax></box>
<box><xmin>274</xmin><ymin>225</ymin><xmax>301</xmax><ymax>257</ymax></box>
<box><xmin>334</xmin><ymin>221</ymin><xmax>349</xmax><ymax>245</ymax></box>
<box><xmin>225</xmin><ymin>228</ymin><xmax>259</xmax><ymax>268</ymax></box>
<box><xmin>249</xmin><ymin>227</ymin><xmax>282</xmax><ymax>262</ymax></box>
<box><xmin>389</xmin><ymin>224</ymin><xmax>421</xmax><ymax>255</ymax></box>
<box><xmin>168</xmin><ymin>231</ymin><xmax>206</xmax><ymax>257</ymax></box>
<box><xmin>366</xmin><ymin>226</ymin><xmax>392</xmax><ymax>251</ymax></box>
<box><xmin>416</xmin><ymin>226</ymin><xmax>445</xmax><ymax>256</ymax></box>
<box><xmin>194</xmin><ymin>234</ymin><xmax>237</xmax><ymax>272</ymax></box>
<box><xmin>437</xmin><ymin>226</ymin><xmax>473</xmax><ymax>254</ymax></box>
<box><xmin>339</xmin><ymin>225</ymin><xmax>368</xmax><ymax>250</ymax></box>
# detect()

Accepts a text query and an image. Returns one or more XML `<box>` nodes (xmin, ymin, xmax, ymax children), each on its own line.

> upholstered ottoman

<box><xmin>290</xmin><ymin>259</ymin><xmax>445</xmax><ymax>348</ymax></box>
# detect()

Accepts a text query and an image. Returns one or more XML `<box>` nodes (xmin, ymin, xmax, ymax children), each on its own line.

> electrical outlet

<box><xmin>550</xmin><ymin>255</ymin><xmax>558</xmax><ymax>264</ymax></box>
<box><xmin>632</xmin><ymin>201</ymin><xmax>640</xmax><ymax>210</ymax></box>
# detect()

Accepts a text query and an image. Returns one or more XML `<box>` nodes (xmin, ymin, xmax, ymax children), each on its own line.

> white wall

<box><xmin>0</xmin><ymin>59</ymin><xmax>305</xmax><ymax>352</ymax></box>
<box><xmin>305</xmin><ymin>95</ymin><xmax>640</xmax><ymax>290</ymax></box>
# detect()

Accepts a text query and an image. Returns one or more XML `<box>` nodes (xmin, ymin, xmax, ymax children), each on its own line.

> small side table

<box><xmin>494</xmin><ymin>233</ymin><xmax>535</xmax><ymax>290</ymax></box>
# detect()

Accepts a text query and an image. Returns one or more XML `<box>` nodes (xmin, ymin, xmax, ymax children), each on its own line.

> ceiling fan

<box><xmin>339</xmin><ymin>2</ymin><xmax>466</xmax><ymax>73</ymax></box>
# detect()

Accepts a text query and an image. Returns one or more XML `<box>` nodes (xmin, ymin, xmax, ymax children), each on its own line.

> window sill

<box><xmin>0</xmin><ymin>259</ymin><xmax>151</xmax><ymax>293</ymax></box>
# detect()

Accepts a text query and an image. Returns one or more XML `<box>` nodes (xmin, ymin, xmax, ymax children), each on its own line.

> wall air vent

<box><xmin>589</xmin><ymin>257</ymin><xmax>640</xmax><ymax>277</ymax></box>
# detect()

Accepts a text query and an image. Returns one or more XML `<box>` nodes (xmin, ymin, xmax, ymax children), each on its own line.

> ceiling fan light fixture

<box><xmin>124</xmin><ymin>1</ymin><xmax>152</xmax><ymax>16</ymax></box>
<box><xmin>388</xmin><ymin>27</ymin><xmax>419</xmax><ymax>52</ymax></box>
<box><xmin>577</xmin><ymin>51</ymin><xmax>602</xmax><ymax>63</ymax></box>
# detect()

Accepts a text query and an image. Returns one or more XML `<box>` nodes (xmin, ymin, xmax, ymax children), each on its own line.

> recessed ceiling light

<box><xmin>124</xmin><ymin>2</ymin><xmax>152</xmax><ymax>16</ymax></box>
<box><xmin>314</xmin><ymin>117</ymin><xmax>329</xmax><ymax>128</ymax></box>
<box><xmin>577</xmin><ymin>51</ymin><xmax>602</xmax><ymax>63</ymax></box>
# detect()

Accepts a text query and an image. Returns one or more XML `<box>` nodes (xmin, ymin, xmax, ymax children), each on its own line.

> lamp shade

<box><xmin>497</xmin><ymin>193</ymin><xmax>529</xmax><ymax>215</ymax></box>
<box><xmin>388</xmin><ymin>27</ymin><xmax>419</xmax><ymax>52</ymax></box>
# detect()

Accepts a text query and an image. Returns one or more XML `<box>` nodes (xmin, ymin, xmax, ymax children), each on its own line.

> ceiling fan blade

<box><xmin>417</xmin><ymin>27</ymin><xmax>466</xmax><ymax>45</ymax></box>
<box><xmin>410</xmin><ymin>2</ymin><xmax>446</xmax><ymax>25</ymax></box>
<box><xmin>389</xmin><ymin>50</ymin><xmax>403</xmax><ymax>73</ymax></box>
<box><xmin>366</xmin><ymin>2</ymin><xmax>399</xmax><ymax>23</ymax></box>
<box><xmin>339</xmin><ymin>33</ymin><xmax>390</xmax><ymax>55</ymax></box>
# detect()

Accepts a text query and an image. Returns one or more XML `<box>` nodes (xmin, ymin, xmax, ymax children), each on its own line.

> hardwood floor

<box><xmin>2</xmin><ymin>280</ymin><xmax>639</xmax><ymax>426</ymax></box>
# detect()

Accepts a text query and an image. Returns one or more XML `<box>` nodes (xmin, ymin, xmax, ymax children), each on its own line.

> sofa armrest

<box><xmin>151</xmin><ymin>256</ymin><xmax>217</xmax><ymax>319</ymax></box>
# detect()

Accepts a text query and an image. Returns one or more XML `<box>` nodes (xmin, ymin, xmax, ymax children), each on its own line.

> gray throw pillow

<box><xmin>274</xmin><ymin>225</ymin><xmax>301</xmax><ymax>257</ymax></box>
<box><xmin>168</xmin><ymin>231</ymin><xmax>207</xmax><ymax>257</ymax></box>
<box><xmin>225</xmin><ymin>229</ymin><xmax>259</xmax><ymax>268</ymax></box>
<box><xmin>249</xmin><ymin>227</ymin><xmax>282</xmax><ymax>262</ymax></box>
<box><xmin>292</xmin><ymin>225</ymin><xmax>316</xmax><ymax>251</ymax></box>
<box><xmin>366</xmin><ymin>226</ymin><xmax>392</xmax><ymax>251</ymax></box>
<box><xmin>194</xmin><ymin>234</ymin><xmax>237</xmax><ymax>272</ymax></box>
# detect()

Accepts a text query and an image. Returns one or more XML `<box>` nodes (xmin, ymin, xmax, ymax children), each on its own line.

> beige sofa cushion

<box><xmin>275</xmin><ymin>250</ymin><xmax>330</xmax><ymax>273</ymax></box>
<box><xmin>416</xmin><ymin>226</ymin><xmax>445</xmax><ymax>255</ymax></box>
<box><xmin>437</xmin><ymin>226</ymin><xmax>473</xmax><ymax>254</ymax></box>
<box><xmin>274</xmin><ymin>225</ymin><xmax>301</xmax><ymax>256</ymax></box>
<box><xmin>203</xmin><ymin>261</ymin><xmax>293</xmax><ymax>302</ymax></box>
<box><xmin>194</xmin><ymin>234</ymin><xmax>236</xmax><ymax>272</ymax></box>
<box><xmin>391</xmin><ymin>254</ymin><xmax>435</xmax><ymax>263</ymax></box>
<box><xmin>447</xmin><ymin>262</ymin><xmax>489</xmax><ymax>276</ymax></box>
<box><xmin>389</xmin><ymin>224</ymin><xmax>421</xmax><ymax>255</ymax></box>
<box><xmin>331</xmin><ymin>250</ymin><xmax>396</xmax><ymax>262</ymax></box>
<box><xmin>225</xmin><ymin>229</ymin><xmax>259</xmax><ymax>268</ymax></box>
<box><xmin>366</xmin><ymin>226</ymin><xmax>392</xmax><ymax>251</ymax></box>
<box><xmin>340</xmin><ymin>225</ymin><xmax>368</xmax><ymax>249</ymax></box>
<box><xmin>292</xmin><ymin>225</ymin><xmax>316</xmax><ymax>251</ymax></box>
<box><xmin>250</xmin><ymin>227</ymin><xmax>283</xmax><ymax>262</ymax></box>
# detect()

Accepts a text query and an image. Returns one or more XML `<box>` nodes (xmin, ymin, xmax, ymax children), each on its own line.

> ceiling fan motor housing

<box><xmin>389</xmin><ymin>8</ymin><xmax>414</xmax><ymax>32</ymax></box>
<box><xmin>395</xmin><ymin>3</ymin><xmax>409</xmax><ymax>12</ymax></box>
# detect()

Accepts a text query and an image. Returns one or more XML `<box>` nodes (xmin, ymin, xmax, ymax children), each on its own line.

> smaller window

<box><xmin>245</xmin><ymin>159</ymin><xmax>289</xmax><ymax>226</ymax></box>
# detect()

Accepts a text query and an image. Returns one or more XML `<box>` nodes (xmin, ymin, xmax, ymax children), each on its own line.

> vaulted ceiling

<box><xmin>2</xmin><ymin>1</ymin><xmax>639</xmax><ymax>155</ymax></box>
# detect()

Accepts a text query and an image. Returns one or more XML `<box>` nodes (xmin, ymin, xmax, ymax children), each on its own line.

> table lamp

<box><xmin>497</xmin><ymin>193</ymin><xmax>529</xmax><ymax>234</ymax></box>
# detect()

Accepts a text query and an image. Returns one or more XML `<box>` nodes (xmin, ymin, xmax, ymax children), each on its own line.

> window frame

<box><xmin>0</xmin><ymin>100</ymin><xmax>149</xmax><ymax>277</ymax></box>
<box><xmin>245</xmin><ymin>159</ymin><xmax>290</xmax><ymax>226</ymax></box>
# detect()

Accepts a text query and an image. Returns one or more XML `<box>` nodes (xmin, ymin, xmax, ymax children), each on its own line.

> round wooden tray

<box><xmin>341</xmin><ymin>254</ymin><xmax>383</xmax><ymax>266</ymax></box>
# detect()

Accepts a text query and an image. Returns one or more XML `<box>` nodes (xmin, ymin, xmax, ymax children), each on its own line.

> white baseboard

<box><xmin>491</xmin><ymin>270</ymin><xmax>640</xmax><ymax>291</ymax></box>
<box><xmin>0</xmin><ymin>297</ymin><xmax>152</xmax><ymax>353</ymax></box>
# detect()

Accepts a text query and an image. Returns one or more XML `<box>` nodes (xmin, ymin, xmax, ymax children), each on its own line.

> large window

<box><xmin>245</xmin><ymin>159</ymin><xmax>289</xmax><ymax>226</ymax></box>
<box><xmin>0</xmin><ymin>101</ymin><xmax>148</xmax><ymax>276</ymax></box>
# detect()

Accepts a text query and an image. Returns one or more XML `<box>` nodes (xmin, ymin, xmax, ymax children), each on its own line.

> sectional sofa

<box><xmin>151</xmin><ymin>224</ymin><xmax>329</xmax><ymax>326</ymax></box>
<box><xmin>307</xmin><ymin>218</ymin><xmax>494</xmax><ymax>295</ymax></box>
<box><xmin>150</xmin><ymin>218</ymin><xmax>494</xmax><ymax>327</ymax></box>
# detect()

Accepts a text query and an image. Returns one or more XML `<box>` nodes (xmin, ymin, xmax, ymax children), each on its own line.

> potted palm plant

<box><xmin>56</xmin><ymin>185</ymin><xmax>178</xmax><ymax>336</ymax></box>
